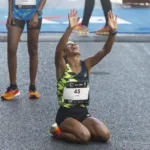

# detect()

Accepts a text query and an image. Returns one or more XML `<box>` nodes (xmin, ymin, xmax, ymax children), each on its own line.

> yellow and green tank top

<box><xmin>57</xmin><ymin>61</ymin><xmax>90</xmax><ymax>108</ymax></box>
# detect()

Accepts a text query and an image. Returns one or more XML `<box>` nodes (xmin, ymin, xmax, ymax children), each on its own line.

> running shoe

<box><xmin>29</xmin><ymin>85</ymin><xmax>40</xmax><ymax>99</ymax></box>
<box><xmin>50</xmin><ymin>123</ymin><xmax>61</xmax><ymax>136</ymax></box>
<box><xmin>95</xmin><ymin>26</ymin><xmax>110</xmax><ymax>35</ymax></box>
<box><xmin>73</xmin><ymin>24</ymin><xmax>89</xmax><ymax>36</ymax></box>
<box><xmin>1</xmin><ymin>86</ymin><xmax>20</xmax><ymax>101</ymax></box>
<box><xmin>29</xmin><ymin>90</ymin><xmax>40</xmax><ymax>99</ymax></box>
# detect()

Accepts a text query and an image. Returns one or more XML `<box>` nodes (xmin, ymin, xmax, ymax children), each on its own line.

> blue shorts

<box><xmin>12</xmin><ymin>0</ymin><xmax>41</xmax><ymax>20</ymax></box>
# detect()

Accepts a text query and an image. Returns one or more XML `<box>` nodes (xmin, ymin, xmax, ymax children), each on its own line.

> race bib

<box><xmin>15</xmin><ymin>0</ymin><xmax>36</xmax><ymax>9</ymax></box>
<box><xmin>62</xmin><ymin>81</ymin><xmax>90</xmax><ymax>104</ymax></box>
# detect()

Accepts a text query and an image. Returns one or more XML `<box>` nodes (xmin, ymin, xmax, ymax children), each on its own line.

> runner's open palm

<box><xmin>108</xmin><ymin>11</ymin><xmax>118</xmax><ymax>32</ymax></box>
<box><xmin>68</xmin><ymin>9</ymin><xmax>79</xmax><ymax>29</ymax></box>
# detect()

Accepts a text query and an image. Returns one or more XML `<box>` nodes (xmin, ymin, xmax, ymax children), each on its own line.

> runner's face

<box><xmin>65</xmin><ymin>42</ymin><xmax>80</xmax><ymax>56</ymax></box>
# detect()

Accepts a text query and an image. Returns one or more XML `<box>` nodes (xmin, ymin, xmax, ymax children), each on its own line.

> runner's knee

<box><xmin>8</xmin><ymin>43</ymin><xmax>17</xmax><ymax>56</ymax></box>
<box><xmin>100</xmin><ymin>129</ymin><xmax>110</xmax><ymax>142</ymax></box>
<box><xmin>60</xmin><ymin>118</ymin><xmax>91</xmax><ymax>143</ymax></box>
<box><xmin>78</xmin><ymin>129</ymin><xmax>91</xmax><ymax>143</ymax></box>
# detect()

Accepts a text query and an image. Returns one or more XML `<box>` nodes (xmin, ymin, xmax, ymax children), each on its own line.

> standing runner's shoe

<box><xmin>73</xmin><ymin>24</ymin><xmax>89</xmax><ymax>36</ymax></box>
<box><xmin>29</xmin><ymin>90</ymin><xmax>40</xmax><ymax>99</ymax></box>
<box><xmin>29</xmin><ymin>85</ymin><xmax>40</xmax><ymax>99</ymax></box>
<box><xmin>50</xmin><ymin>123</ymin><xmax>61</xmax><ymax>136</ymax></box>
<box><xmin>95</xmin><ymin>26</ymin><xmax>110</xmax><ymax>35</ymax></box>
<box><xmin>1</xmin><ymin>86</ymin><xmax>20</xmax><ymax>101</ymax></box>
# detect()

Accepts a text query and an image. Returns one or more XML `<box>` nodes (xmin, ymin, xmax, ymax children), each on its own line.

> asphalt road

<box><xmin>0</xmin><ymin>41</ymin><xmax>150</xmax><ymax>150</ymax></box>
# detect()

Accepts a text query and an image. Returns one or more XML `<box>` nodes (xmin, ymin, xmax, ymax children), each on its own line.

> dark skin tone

<box><xmin>6</xmin><ymin>0</ymin><xmax>46</xmax><ymax>86</ymax></box>
<box><xmin>55</xmin><ymin>9</ymin><xmax>117</xmax><ymax>143</ymax></box>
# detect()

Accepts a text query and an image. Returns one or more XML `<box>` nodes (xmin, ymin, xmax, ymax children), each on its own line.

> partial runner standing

<box><xmin>1</xmin><ymin>0</ymin><xmax>46</xmax><ymax>100</ymax></box>
<box><xmin>74</xmin><ymin>0</ymin><xmax>112</xmax><ymax>35</ymax></box>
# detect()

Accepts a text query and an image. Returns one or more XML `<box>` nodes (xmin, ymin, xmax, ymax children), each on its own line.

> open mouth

<box><xmin>72</xmin><ymin>47</ymin><xmax>77</xmax><ymax>51</ymax></box>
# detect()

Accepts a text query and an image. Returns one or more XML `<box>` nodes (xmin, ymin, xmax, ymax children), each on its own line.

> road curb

<box><xmin>0</xmin><ymin>33</ymin><xmax>150</xmax><ymax>42</ymax></box>
<box><xmin>0</xmin><ymin>34</ymin><xmax>7</xmax><ymax>42</ymax></box>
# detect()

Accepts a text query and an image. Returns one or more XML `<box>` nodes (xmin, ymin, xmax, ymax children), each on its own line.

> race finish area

<box><xmin>0</xmin><ymin>8</ymin><xmax>150</xmax><ymax>34</ymax></box>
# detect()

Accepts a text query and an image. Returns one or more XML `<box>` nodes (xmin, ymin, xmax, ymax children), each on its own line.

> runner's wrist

<box><xmin>67</xmin><ymin>27</ymin><xmax>73</xmax><ymax>31</ymax></box>
<box><xmin>35</xmin><ymin>10</ymin><xmax>42</xmax><ymax>16</ymax></box>
<box><xmin>109</xmin><ymin>29</ymin><xmax>117</xmax><ymax>36</ymax></box>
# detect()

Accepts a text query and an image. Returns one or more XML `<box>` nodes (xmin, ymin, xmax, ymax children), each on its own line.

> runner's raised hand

<box><xmin>68</xmin><ymin>9</ymin><xmax>79</xmax><ymax>29</ymax></box>
<box><xmin>107</xmin><ymin>11</ymin><xmax>117</xmax><ymax>32</ymax></box>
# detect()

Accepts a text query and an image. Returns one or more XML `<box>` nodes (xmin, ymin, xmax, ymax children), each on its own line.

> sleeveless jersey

<box><xmin>57</xmin><ymin>61</ymin><xmax>90</xmax><ymax>108</ymax></box>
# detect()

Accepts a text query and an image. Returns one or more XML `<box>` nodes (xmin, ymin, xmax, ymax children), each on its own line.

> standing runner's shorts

<box><xmin>55</xmin><ymin>106</ymin><xmax>91</xmax><ymax>126</ymax></box>
<box><xmin>11</xmin><ymin>18</ymin><xmax>42</xmax><ymax>30</ymax></box>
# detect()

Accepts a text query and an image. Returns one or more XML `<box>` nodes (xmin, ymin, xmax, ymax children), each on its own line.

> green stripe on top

<box><xmin>57</xmin><ymin>64</ymin><xmax>86</xmax><ymax>108</ymax></box>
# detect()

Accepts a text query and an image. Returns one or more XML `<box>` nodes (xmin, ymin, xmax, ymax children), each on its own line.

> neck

<box><xmin>67</xmin><ymin>55</ymin><xmax>81</xmax><ymax>68</ymax></box>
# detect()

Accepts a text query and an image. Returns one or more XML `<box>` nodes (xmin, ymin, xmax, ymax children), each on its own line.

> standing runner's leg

<box><xmin>8</xmin><ymin>20</ymin><xmax>24</xmax><ymax>85</ymax></box>
<box><xmin>1</xmin><ymin>19</ymin><xmax>24</xmax><ymax>100</ymax></box>
<box><xmin>27</xmin><ymin>19</ymin><xmax>41</xmax><ymax>99</ymax></box>
<box><xmin>101</xmin><ymin>0</ymin><xmax>112</xmax><ymax>26</ymax></box>
<box><xmin>96</xmin><ymin>0</ymin><xmax>112</xmax><ymax>35</ymax></box>
<box><xmin>73</xmin><ymin>0</ymin><xmax>95</xmax><ymax>35</ymax></box>
<box><xmin>81</xmin><ymin>0</ymin><xmax>95</xmax><ymax>26</ymax></box>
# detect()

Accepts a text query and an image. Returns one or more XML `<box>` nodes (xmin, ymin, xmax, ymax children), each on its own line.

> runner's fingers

<box><xmin>30</xmin><ymin>19</ymin><xmax>37</xmax><ymax>25</ymax></box>
<box><xmin>74</xmin><ymin>10</ymin><xmax>77</xmax><ymax>16</ymax></box>
<box><xmin>72</xmin><ymin>9</ymin><xmax>75</xmax><ymax>16</ymax></box>
<box><xmin>32</xmin><ymin>21</ymin><xmax>38</xmax><ymax>27</ymax></box>
<box><xmin>73</xmin><ymin>9</ymin><xmax>77</xmax><ymax>16</ymax></box>
<box><xmin>70</xmin><ymin>9</ymin><xmax>77</xmax><ymax>17</ymax></box>
<box><xmin>71</xmin><ymin>9</ymin><xmax>73</xmax><ymax>17</ymax></box>
<box><xmin>108</xmin><ymin>11</ymin><xmax>111</xmax><ymax>19</ymax></box>
<box><xmin>111</xmin><ymin>11</ymin><xmax>114</xmax><ymax>19</ymax></box>
<box><xmin>29</xmin><ymin>21</ymin><xmax>33</xmax><ymax>26</ymax></box>
<box><xmin>115</xmin><ymin>15</ymin><xmax>118</xmax><ymax>22</ymax></box>
<box><xmin>33</xmin><ymin>21</ymin><xmax>38</xmax><ymax>24</ymax></box>
<box><xmin>12</xmin><ymin>17</ymin><xmax>14</xmax><ymax>23</ymax></box>
<box><xmin>109</xmin><ymin>10</ymin><xmax>113</xmax><ymax>19</ymax></box>
<box><xmin>7</xmin><ymin>19</ymin><xmax>11</xmax><ymax>29</ymax></box>
<box><xmin>29</xmin><ymin>19</ymin><xmax>32</xmax><ymax>25</ymax></box>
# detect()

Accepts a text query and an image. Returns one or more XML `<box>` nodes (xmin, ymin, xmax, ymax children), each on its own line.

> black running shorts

<box><xmin>11</xmin><ymin>18</ymin><xmax>42</xmax><ymax>30</ymax></box>
<box><xmin>55</xmin><ymin>106</ymin><xmax>91</xmax><ymax>126</ymax></box>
